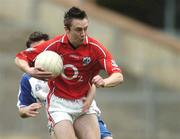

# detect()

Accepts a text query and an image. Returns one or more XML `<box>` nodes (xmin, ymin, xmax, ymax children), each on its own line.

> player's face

<box><xmin>66</xmin><ymin>18</ymin><xmax>88</xmax><ymax>47</ymax></box>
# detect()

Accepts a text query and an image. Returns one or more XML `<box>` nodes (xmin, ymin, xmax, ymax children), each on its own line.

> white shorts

<box><xmin>46</xmin><ymin>93</ymin><xmax>101</xmax><ymax>133</ymax></box>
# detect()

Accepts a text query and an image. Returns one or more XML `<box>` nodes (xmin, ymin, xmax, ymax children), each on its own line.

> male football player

<box><xmin>15</xmin><ymin>7</ymin><xmax>123</xmax><ymax>139</ymax></box>
<box><xmin>17</xmin><ymin>31</ymin><xmax>114</xmax><ymax>139</ymax></box>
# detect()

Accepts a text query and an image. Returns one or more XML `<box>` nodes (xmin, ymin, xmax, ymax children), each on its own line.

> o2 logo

<box><xmin>61</xmin><ymin>64</ymin><xmax>83</xmax><ymax>82</ymax></box>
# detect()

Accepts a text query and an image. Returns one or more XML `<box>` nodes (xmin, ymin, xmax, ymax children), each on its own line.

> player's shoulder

<box><xmin>88</xmin><ymin>36</ymin><xmax>101</xmax><ymax>45</ymax></box>
<box><xmin>21</xmin><ymin>73</ymin><xmax>31</xmax><ymax>81</ymax></box>
<box><xmin>51</xmin><ymin>34</ymin><xmax>66</xmax><ymax>42</ymax></box>
<box><xmin>20</xmin><ymin>73</ymin><xmax>32</xmax><ymax>87</ymax></box>
<box><xmin>87</xmin><ymin>36</ymin><xmax>108</xmax><ymax>55</ymax></box>
<box><xmin>21</xmin><ymin>74</ymin><xmax>41</xmax><ymax>84</ymax></box>
<box><xmin>38</xmin><ymin>35</ymin><xmax>64</xmax><ymax>51</ymax></box>
<box><xmin>44</xmin><ymin>34</ymin><xmax>66</xmax><ymax>48</ymax></box>
<box><xmin>45</xmin><ymin>35</ymin><xmax>62</xmax><ymax>44</ymax></box>
<box><xmin>87</xmin><ymin>36</ymin><xmax>105</xmax><ymax>49</ymax></box>
<box><xmin>53</xmin><ymin>35</ymin><xmax>63</xmax><ymax>41</ymax></box>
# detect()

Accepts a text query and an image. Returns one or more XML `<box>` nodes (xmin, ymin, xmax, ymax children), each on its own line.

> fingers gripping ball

<box><xmin>35</xmin><ymin>51</ymin><xmax>63</xmax><ymax>77</ymax></box>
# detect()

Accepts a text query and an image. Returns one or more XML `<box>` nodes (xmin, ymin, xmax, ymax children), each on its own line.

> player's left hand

<box><xmin>91</xmin><ymin>75</ymin><xmax>105</xmax><ymax>88</ymax></box>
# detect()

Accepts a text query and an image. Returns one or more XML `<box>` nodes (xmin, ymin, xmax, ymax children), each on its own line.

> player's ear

<box><xmin>64</xmin><ymin>26</ymin><xmax>69</xmax><ymax>32</ymax></box>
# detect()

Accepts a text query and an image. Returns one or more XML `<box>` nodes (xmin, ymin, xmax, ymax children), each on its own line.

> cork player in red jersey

<box><xmin>15</xmin><ymin>7</ymin><xmax>123</xmax><ymax>139</ymax></box>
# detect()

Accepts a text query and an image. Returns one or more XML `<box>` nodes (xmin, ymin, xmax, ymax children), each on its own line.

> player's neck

<box><xmin>68</xmin><ymin>40</ymin><xmax>78</xmax><ymax>49</ymax></box>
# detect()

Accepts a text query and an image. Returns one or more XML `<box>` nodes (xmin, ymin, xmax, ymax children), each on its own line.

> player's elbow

<box><xmin>18</xmin><ymin>109</ymin><xmax>28</xmax><ymax>118</ymax></box>
<box><xmin>14</xmin><ymin>57</ymin><xmax>19</xmax><ymax>67</ymax></box>
<box><xmin>113</xmin><ymin>72</ymin><xmax>124</xmax><ymax>85</ymax></box>
<box><xmin>19</xmin><ymin>114</ymin><xmax>28</xmax><ymax>118</ymax></box>
<box><xmin>118</xmin><ymin>72</ymin><xmax>124</xmax><ymax>84</ymax></box>
<box><xmin>14</xmin><ymin>57</ymin><xmax>21</xmax><ymax>66</ymax></box>
<box><xmin>104</xmin><ymin>72</ymin><xmax>124</xmax><ymax>87</ymax></box>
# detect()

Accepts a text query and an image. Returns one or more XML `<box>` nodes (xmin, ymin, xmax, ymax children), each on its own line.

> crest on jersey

<box><xmin>35</xmin><ymin>84</ymin><xmax>42</xmax><ymax>92</ymax></box>
<box><xmin>83</xmin><ymin>57</ymin><xmax>91</xmax><ymax>66</ymax></box>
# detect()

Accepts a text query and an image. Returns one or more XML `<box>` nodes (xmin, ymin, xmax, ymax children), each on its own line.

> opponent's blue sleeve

<box><xmin>98</xmin><ymin>116</ymin><xmax>113</xmax><ymax>139</ymax></box>
<box><xmin>17</xmin><ymin>74</ymin><xmax>37</xmax><ymax>108</ymax></box>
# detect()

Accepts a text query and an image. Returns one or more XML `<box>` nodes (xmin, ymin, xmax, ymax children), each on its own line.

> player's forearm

<box><xmin>15</xmin><ymin>57</ymin><xmax>30</xmax><ymax>73</ymax></box>
<box><xmin>87</xmin><ymin>84</ymin><xmax>96</xmax><ymax>101</ymax></box>
<box><xmin>103</xmin><ymin>72</ymin><xmax>123</xmax><ymax>87</ymax></box>
<box><xmin>82</xmin><ymin>84</ymin><xmax>96</xmax><ymax>112</ymax></box>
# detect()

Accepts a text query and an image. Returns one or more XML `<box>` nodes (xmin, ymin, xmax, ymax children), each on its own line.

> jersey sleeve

<box><xmin>92</xmin><ymin>41</ymin><xmax>122</xmax><ymax>75</ymax></box>
<box><xmin>16</xmin><ymin>37</ymin><xmax>60</xmax><ymax>64</ymax></box>
<box><xmin>17</xmin><ymin>74</ymin><xmax>37</xmax><ymax>108</ymax></box>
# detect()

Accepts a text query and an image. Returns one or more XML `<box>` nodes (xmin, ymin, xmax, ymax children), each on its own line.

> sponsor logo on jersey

<box><xmin>83</xmin><ymin>57</ymin><xmax>91</xmax><ymax>66</ymax></box>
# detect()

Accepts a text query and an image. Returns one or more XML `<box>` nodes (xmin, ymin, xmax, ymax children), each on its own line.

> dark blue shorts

<box><xmin>98</xmin><ymin>116</ymin><xmax>112</xmax><ymax>138</ymax></box>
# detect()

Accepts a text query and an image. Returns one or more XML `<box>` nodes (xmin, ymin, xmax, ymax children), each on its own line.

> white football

<box><xmin>35</xmin><ymin>51</ymin><xmax>63</xmax><ymax>77</ymax></box>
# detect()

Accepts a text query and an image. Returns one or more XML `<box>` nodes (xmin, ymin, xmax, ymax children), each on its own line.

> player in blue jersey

<box><xmin>17</xmin><ymin>31</ymin><xmax>113</xmax><ymax>139</ymax></box>
<box><xmin>17</xmin><ymin>32</ymin><xmax>49</xmax><ymax>118</ymax></box>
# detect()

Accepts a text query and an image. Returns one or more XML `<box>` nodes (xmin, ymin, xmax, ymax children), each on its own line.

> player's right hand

<box><xmin>27</xmin><ymin>67</ymin><xmax>53</xmax><ymax>81</ymax></box>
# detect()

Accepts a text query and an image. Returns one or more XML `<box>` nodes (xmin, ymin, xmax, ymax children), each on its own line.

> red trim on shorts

<box><xmin>47</xmin><ymin>88</ymin><xmax>56</xmax><ymax>127</ymax></box>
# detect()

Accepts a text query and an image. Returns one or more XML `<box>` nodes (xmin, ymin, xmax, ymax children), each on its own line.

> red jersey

<box><xmin>16</xmin><ymin>34</ymin><xmax>121</xmax><ymax>99</ymax></box>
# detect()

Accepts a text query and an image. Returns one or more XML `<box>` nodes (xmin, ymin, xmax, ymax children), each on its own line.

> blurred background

<box><xmin>0</xmin><ymin>0</ymin><xmax>180</xmax><ymax>139</ymax></box>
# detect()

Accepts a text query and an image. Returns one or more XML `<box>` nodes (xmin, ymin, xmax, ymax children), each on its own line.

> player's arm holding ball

<box><xmin>16</xmin><ymin>32</ymin><xmax>52</xmax><ymax>118</ymax></box>
<box><xmin>15</xmin><ymin>57</ymin><xmax>52</xmax><ymax>81</ymax></box>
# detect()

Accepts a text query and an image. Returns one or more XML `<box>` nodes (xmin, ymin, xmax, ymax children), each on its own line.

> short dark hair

<box><xmin>64</xmin><ymin>7</ymin><xmax>88</xmax><ymax>29</ymax></box>
<box><xmin>26</xmin><ymin>32</ymin><xmax>49</xmax><ymax>48</ymax></box>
